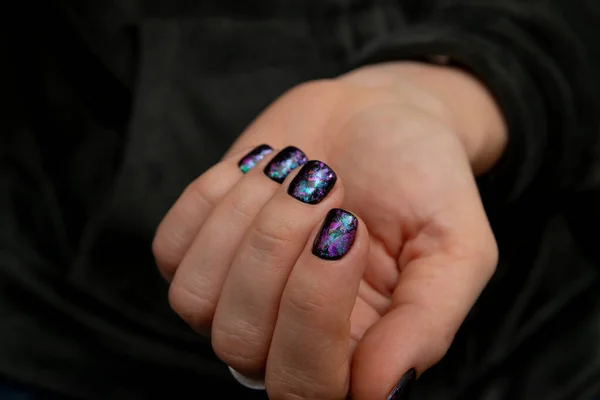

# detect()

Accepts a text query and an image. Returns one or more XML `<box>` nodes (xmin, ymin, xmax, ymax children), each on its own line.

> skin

<box><xmin>152</xmin><ymin>61</ymin><xmax>507</xmax><ymax>400</ymax></box>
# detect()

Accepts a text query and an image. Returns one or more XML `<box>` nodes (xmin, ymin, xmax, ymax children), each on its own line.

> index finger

<box><xmin>265</xmin><ymin>209</ymin><xmax>369</xmax><ymax>400</ymax></box>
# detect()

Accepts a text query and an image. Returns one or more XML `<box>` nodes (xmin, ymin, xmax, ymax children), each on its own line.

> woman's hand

<box><xmin>152</xmin><ymin>62</ymin><xmax>506</xmax><ymax>399</ymax></box>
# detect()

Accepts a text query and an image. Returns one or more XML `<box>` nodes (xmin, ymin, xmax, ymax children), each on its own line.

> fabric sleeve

<box><xmin>355</xmin><ymin>0</ymin><xmax>600</xmax><ymax>204</ymax></box>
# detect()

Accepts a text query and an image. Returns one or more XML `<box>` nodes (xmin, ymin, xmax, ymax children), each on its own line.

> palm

<box><xmin>331</xmin><ymin>102</ymin><xmax>477</xmax><ymax>342</ymax></box>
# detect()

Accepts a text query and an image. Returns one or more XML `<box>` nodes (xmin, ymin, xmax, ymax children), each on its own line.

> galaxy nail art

<box><xmin>312</xmin><ymin>209</ymin><xmax>358</xmax><ymax>261</ymax></box>
<box><xmin>287</xmin><ymin>160</ymin><xmax>337</xmax><ymax>205</ymax></box>
<box><xmin>387</xmin><ymin>369</ymin><xmax>416</xmax><ymax>400</ymax></box>
<box><xmin>238</xmin><ymin>144</ymin><xmax>273</xmax><ymax>173</ymax></box>
<box><xmin>263</xmin><ymin>146</ymin><xmax>308</xmax><ymax>183</ymax></box>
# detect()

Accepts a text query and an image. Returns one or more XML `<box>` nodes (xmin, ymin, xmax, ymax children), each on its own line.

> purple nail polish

<box><xmin>263</xmin><ymin>146</ymin><xmax>308</xmax><ymax>183</ymax></box>
<box><xmin>387</xmin><ymin>369</ymin><xmax>416</xmax><ymax>400</ymax></box>
<box><xmin>312</xmin><ymin>209</ymin><xmax>358</xmax><ymax>261</ymax></box>
<box><xmin>288</xmin><ymin>160</ymin><xmax>337</xmax><ymax>205</ymax></box>
<box><xmin>238</xmin><ymin>144</ymin><xmax>273</xmax><ymax>173</ymax></box>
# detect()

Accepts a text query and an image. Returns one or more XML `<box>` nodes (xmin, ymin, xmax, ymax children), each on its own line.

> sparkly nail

<box><xmin>287</xmin><ymin>160</ymin><xmax>337</xmax><ymax>205</ymax></box>
<box><xmin>263</xmin><ymin>146</ymin><xmax>308</xmax><ymax>183</ymax></box>
<box><xmin>387</xmin><ymin>369</ymin><xmax>416</xmax><ymax>400</ymax></box>
<box><xmin>238</xmin><ymin>144</ymin><xmax>273</xmax><ymax>173</ymax></box>
<box><xmin>312</xmin><ymin>209</ymin><xmax>358</xmax><ymax>261</ymax></box>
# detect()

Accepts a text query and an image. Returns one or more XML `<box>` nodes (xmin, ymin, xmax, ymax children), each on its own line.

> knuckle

<box><xmin>152</xmin><ymin>176</ymin><xmax>217</xmax><ymax>278</ymax></box>
<box><xmin>429</xmin><ymin>338</ymin><xmax>453</xmax><ymax>368</ymax></box>
<box><xmin>266</xmin><ymin>378</ymin><xmax>307</xmax><ymax>400</ymax></box>
<box><xmin>473</xmin><ymin>230</ymin><xmax>499</xmax><ymax>278</ymax></box>
<box><xmin>266</xmin><ymin>367</ymin><xmax>340</xmax><ymax>400</ymax></box>
<box><xmin>442</xmin><ymin>222</ymin><xmax>499</xmax><ymax>279</ymax></box>
<box><xmin>284</xmin><ymin>286</ymin><xmax>329</xmax><ymax>320</ymax></box>
<box><xmin>247</xmin><ymin>216</ymin><xmax>294</xmax><ymax>262</ymax></box>
<box><xmin>425</xmin><ymin>340</ymin><xmax>452</xmax><ymax>369</ymax></box>
<box><xmin>188</xmin><ymin>174</ymin><xmax>219</xmax><ymax>211</ymax></box>
<box><xmin>484</xmin><ymin>236</ymin><xmax>499</xmax><ymax>271</ymax></box>
<box><xmin>430</xmin><ymin>325</ymin><xmax>455</xmax><ymax>363</ymax></box>
<box><xmin>151</xmin><ymin>232</ymin><xmax>179</xmax><ymax>280</ymax></box>
<box><xmin>282</xmin><ymin>287</ymin><xmax>344</xmax><ymax>338</ymax></box>
<box><xmin>168</xmin><ymin>280</ymin><xmax>216</xmax><ymax>331</ymax></box>
<box><xmin>401</xmin><ymin>305</ymin><xmax>453</xmax><ymax>370</ymax></box>
<box><xmin>421</xmin><ymin>308</ymin><xmax>455</xmax><ymax>365</ymax></box>
<box><xmin>228</xmin><ymin>194</ymin><xmax>258</xmax><ymax>223</ymax></box>
<box><xmin>212</xmin><ymin>321</ymin><xmax>267</xmax><ymax>371</ymax></box>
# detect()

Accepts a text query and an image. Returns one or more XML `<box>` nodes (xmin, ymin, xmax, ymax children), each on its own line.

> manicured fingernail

<box><xmin>312</xmin><ymin>208</ymin><xmax>357</xmax><ymax>260</ymax></box>
<box><xmin>288</xmin><ymin>160</ymin><xmax>337</xmax><ymax>204</ymax></box>
<box><xmin>238</xmin><ymin>144</ymin><xmax>273</xmax><ymax>173</ymax></box>
<box><xmin>387</xmin><ymin>369</ymin><xmax>416</xmax><ymax>400</ymax></box>
<box><xmin>263</xmin><ymin>146</ymin><xmax>308</xmax><ymax>183</ymax></box>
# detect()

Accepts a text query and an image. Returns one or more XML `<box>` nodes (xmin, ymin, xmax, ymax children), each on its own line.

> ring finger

<box><xmin>153</xmin><ymin>144</ymin><xmax>274</xmax><ymax>280</ymax></box>
<box><xmin>168</xmin><ymin>146</ymin><xmax>308</xmax><ymax>331</ymax></box>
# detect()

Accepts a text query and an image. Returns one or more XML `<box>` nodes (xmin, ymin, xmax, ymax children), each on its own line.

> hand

<box><xmin>153</xmin><ymin>62</ymin><xmax>506</xmax><ymax>399</ymax></box>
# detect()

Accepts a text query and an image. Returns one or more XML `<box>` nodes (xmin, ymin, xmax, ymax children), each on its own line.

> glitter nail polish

<box><xmin>238</xmin><ymin>144</ymin><xmax>273</xmax><ymax>173</ymax></box>
<box><xmin>387</xmin><ymin>369</ymin><xmax>416</xmax><ymax>400</ymax></box>
<box><xmin>287</xmin><ymin>160</ymin><xmax>337</xmax><ymax>205</ymax></box>
<box><xmin>312</xmin><ymin>209</ymin><xmax>358</xmax><ymax>261</ymax></box>
<box><xmin>263</xmin><ymin>146</ymin><xmax>308</xmax><ymax>183</ymax></box>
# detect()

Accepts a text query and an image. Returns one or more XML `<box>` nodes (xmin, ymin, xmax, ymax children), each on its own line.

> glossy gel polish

<box><xmin>312</xmin><ymin>209</ymin><xmax>358</xmax><ymax>260</ymax></box>
<box><xmin>387</xmin><ymin>369</ymin><xmax>416</xmax><ymax>400</ymax></box>
<box><xmin>237</xmin><ymin>144</ymin><xmax>273</xmax><ymax>173</ymax></box>
<box><xmin>263</xmin><ymin>146</ymin><xmax>308</xmax><ymax>183</ymax></box>
<box><xmin>287</xmin><ymin>160</ymin><xmax>337</xmax><ymax>205</ymax></box>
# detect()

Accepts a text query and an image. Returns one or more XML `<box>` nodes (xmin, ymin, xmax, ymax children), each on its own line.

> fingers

<box><xmin>211</xmin><ymin>161</ymin><xmax>341</xmax><ymax>376</ymax></box>
<box><xmin>265</xmin><ymin>209</ymin><xmax>368</xmax><ymax>400</ymax></box>
<box><xmin>153</xmin><ymin>145</ymin><xmax>274</xmax><ymax>280</ymax></box>
<box><xmin>168</xmin><ymin>146</ymin><xmax>308</xmax><ymax>330</ymax></box>
<box><xmin>351</xmin><ymin>200</ymin><xmax>498</xmax><ymax>399</ymax></box>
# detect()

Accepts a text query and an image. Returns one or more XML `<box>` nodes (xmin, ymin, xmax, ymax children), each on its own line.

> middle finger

<box><xmin>212</xmin><ymin>160</ymin><xmax>341</xmax><ymax>377</ymax></box>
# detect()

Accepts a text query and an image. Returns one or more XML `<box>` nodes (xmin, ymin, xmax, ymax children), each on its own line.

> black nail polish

<box><xmin>263</xmin><ymin>146</ymin><xmax>308</xmax><ymax>183</ymax></box>
<box><xmin>287</xmin><ymin>160</ymin><xmax>337</xmax><ymax>205</ymax></box>
<box><xmin>238</xmin><ymin>144</ymin><xmax>273</xmax><ymax>173</ymax></box>
<box><xmin>387</xmin><ymin>369</ymin><xmax>416</xmax><ymax>400</ymax></box>
<box><xmin>312</xmin><ymin>209</ymin><xmax>358</xmax><ymax>260</ymax></box>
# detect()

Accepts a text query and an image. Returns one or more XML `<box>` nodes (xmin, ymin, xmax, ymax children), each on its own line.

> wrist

<box><xmin>340</xmin><ymin>62</ymin><xmax>508</xmax><ymax>175</ymax></box>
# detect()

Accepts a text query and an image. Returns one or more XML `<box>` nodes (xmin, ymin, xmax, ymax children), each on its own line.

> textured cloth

<box><xmin>1</xmin><ymin>0</ymin><xmax>600</xmax><ymax>398</ymax></box>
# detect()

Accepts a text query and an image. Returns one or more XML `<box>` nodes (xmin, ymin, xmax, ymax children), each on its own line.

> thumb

<box><xmin>351</xmin><ymin>207</ymin><xmax>498</xmax><ymax>399</ymax></box>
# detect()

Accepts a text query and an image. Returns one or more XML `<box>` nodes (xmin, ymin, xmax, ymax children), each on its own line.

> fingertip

<box><xmin>311</xmin><ymin>208</ymin><xmax>367</xmax><ymax>266</ymax></box>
